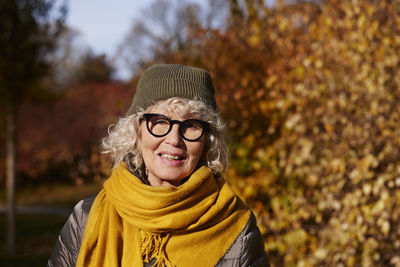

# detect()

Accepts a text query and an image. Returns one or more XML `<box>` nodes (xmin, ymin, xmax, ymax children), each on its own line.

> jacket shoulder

<box><xmin>217</xmin><ymin>213</ymin><xmax>270</xmax><ymax>267</ymax></box>
<box><xmin>47</xmin><ymin>197</ymin><xmax>95</xmax><ymax>267</ymax></box>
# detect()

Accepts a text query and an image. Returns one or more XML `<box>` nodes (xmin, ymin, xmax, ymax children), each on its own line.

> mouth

<box><xmin>159</xmin><ymin>153</ymin><xmax>185</xmax><ymax>161</ymax></box>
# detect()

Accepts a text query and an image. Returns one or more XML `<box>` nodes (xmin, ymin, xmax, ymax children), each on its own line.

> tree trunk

<box><xmin>6</xmin><ymin>103</ymin><xmax>16</xmax><ymax>255</ymax></box>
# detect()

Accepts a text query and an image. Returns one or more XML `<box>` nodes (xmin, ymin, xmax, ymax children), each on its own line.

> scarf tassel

<box><xmin>141</xmin><ymin>231</ymin><xmax>176</xmax><ymax>267</ymax></box>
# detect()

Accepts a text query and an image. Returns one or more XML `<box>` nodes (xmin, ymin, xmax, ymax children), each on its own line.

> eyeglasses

<box><xmin>141</xmin><ymin>113</ymin><xmax>209</xmax><ymax>141</ymax></box>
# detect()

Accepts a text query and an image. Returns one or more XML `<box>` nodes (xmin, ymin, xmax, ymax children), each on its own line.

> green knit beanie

<box><xmin>126</xmin><ymin>64</ymin><xmax>217</xmax><ymax>115</ymax></box>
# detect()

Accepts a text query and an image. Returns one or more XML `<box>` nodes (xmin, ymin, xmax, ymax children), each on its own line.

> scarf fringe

<box><xmin>142</xmin><ymin>231</ymin><xmax>176</xmax><ymax>267</ymax></box>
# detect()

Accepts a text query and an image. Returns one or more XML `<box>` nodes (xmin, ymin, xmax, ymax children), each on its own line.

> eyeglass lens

<box><xmin>146</xmin><ymin>114</ymin><xmax>206</xmax><ymax>141</ymax></box>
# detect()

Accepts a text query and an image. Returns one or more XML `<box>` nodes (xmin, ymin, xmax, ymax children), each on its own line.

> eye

<box><xmin>153</xmin><ymin>118</ymin><xmax>169</xmax><ymax>125</ymax></box>
<box><xmin>185</xmin><ymin>122</ymin><xmax>199</xmax><ymax>129</ymax></box>
<box><xmin>183</xmin><ymin>120</ymin><xmax>203</xmax><ymax>130</ymax></box>
<box><xmin>147</xmin><ymin>115</ymin><xmax>171</xmax><ymax>136</ymax></box>
<box><xmin>148</xmin><ymin>115</ymin><xmax>169</xmax><ymax>125</ymax></box>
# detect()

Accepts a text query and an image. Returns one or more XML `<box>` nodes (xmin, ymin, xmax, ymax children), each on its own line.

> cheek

<box><xmin>189</xmin><ymin>141</ymin><xmax>205</xmax><ymax>162</ymax></box>
<box><xmin>140</xmin><ymin>127</ymin><xmax>157</xmax><ymax>156</ymax></box>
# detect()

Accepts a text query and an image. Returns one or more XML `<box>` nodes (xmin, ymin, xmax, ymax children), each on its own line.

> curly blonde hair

<box><xmin>101</xmin><ymin>97</ymin><xmax>229</xmax><ymax>176</ymax></box>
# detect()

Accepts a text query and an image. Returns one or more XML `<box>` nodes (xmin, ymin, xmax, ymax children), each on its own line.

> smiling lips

<box><xmin>159</xmin><ymin>153</ymin><xmax>186</xmax><ymax>167</ymax></box>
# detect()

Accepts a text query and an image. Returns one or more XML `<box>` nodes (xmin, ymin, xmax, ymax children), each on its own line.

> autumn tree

<box><xmin>121</xmin><ymin>0</ymin><xmax>400</xmax><ymax>265</ymax></box>
<box><xmin>47</xmin><ymin>26</ymin><xmax>92</xmax><ymax>89</ymax></box>
<box><xmin>117</xmin><ymin>0</ymin><xmax>219</xmax><ymax>77</ymax></box>
<box><xmin>15</xmin><ymin>81</ymin><xmax>131</xmax><ymax>185</ymax></box>
<box><xmin>0</xmin><ymin>0</ymin><xmax>67</xmax><ymax>254</ymax></box>
<box><xmin>75</xmin><ymin>53</ymin><xmax>115</xmax><ymax>83</ymax></box>
<box><xmin>216</xmin><ymin>0</ymin><xmax>400</xmax><ymax>265</ymax></box>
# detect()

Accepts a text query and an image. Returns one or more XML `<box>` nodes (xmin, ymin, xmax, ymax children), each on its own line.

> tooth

<box><xmin>161</xmin><ymin>154</ymin><xmax>180</xmax><ymax>160</ymax></box>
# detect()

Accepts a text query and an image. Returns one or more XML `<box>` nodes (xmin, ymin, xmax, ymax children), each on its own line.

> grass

<box><xmin>0</xmin><ymin>182</ymin><xmax>103</xmax><ymax>266</ymax></box>
<box><xmin>0</xmin><ymin>213</ymin><xmax>68</xmax><ymax>267</ymax></box>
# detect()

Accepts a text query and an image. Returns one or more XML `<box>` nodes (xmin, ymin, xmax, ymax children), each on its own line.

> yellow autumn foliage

<box><xmin>127</xmin><ymin>0</ymin><xmax>400</xmax><ymax>265</ymax></box>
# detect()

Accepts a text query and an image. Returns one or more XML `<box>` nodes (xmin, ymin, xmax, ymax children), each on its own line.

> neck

<box><xmin>147</xmin><ymin>173</ymin><xmax>181</xmax><ymax>187</ymax></box>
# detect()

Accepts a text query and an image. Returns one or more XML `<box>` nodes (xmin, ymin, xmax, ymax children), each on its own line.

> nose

<box><xmin>165</xmin><ymin>124</ymin><xmax>183</xmax><ymax>146</ymax></box>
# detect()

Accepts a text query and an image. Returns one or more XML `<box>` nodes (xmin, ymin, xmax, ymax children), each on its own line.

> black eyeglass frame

<box><xmin>141</xmin><ymin>113</ymin><xmax>210</xmax><ymax>142</ymax></box>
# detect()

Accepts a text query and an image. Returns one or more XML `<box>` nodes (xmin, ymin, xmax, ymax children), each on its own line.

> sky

<box><xmin>67</xmin><ymin>0</ymin><xmax>150</xmax><ymax>79</ymax></box>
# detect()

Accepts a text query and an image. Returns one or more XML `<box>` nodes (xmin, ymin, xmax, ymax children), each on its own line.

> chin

<box><xmin>160</xmin><ymin>174</ymin><xmax>185</xmax><ymax>183</ymax></box>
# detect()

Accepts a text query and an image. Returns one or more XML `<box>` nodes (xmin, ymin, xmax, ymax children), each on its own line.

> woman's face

<box><xmin>140</xmin><ymin>108</ymin><xmax>205</xmax><ymax>187</ymax></box>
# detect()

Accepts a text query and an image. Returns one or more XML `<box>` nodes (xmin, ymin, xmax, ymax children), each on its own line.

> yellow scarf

<box><xmin>76</xmin><ymin>164</ymin><xmax>250</xmax><ymax>267</ymax></box>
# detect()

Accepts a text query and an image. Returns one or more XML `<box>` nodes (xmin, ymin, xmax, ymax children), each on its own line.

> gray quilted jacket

<box><xmin>48</xmin><ymin>197</ymin><xmax>270</xmax><ymax>267</ymax></box>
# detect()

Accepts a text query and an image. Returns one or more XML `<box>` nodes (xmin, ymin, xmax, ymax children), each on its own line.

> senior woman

<box><xmin>48</xmin><ymin>64</ymin><xmax>269</xmax><ymax>267</ymax></box>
